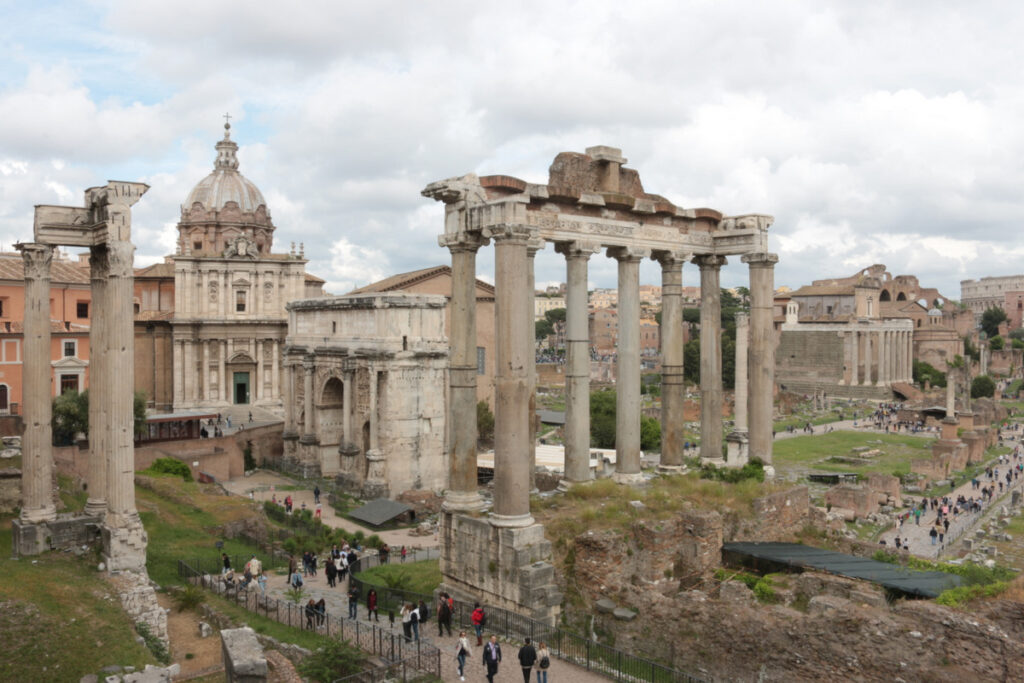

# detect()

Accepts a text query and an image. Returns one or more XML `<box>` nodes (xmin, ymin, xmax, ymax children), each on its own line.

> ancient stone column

<box><xmin>866</xmin><ymin>333</ymin><xmax>874</xmax><ymax>386</ymax></box>
<box><xmin>490</xmin><ymin>225</ymin><xmax>534</xmax><ymax>526</ymax></box>
<box><xmin>202</xmin><ymin>340</ymin><xmax>211</xmax><ymax>401</ymax></box>
<box><xmin>173</xmin><ymin>340</ymin><xmax>184</xmax><ymax>406</ymax></box>
<box><xmin>656</xmin><ymin>251</ymin><xmax>687</xmax><ymax>471</ymax></box>
<box><xmin>440</xmin><ymin>234</ymin><xmax>486</xmax><ymax>512</ymax></box>
<box><xmin>300</xmin><ymin>359</ymin><xmax>317</xmax><ymax>443</ymax></box>
<box><xmin>368</xmin><ymin>368</ymin><xmax>379</xmax><ymax>450</ymax></box>
<box><xmin>85</xmin><ymin>245</ymin><xmax>109</xmax><ymax>517</ymax></box>
<box><xmin>17</xmin><ymin>243</ymin><xmax>57</xmax><ymax>524</ymax></box>
<box><xmin>743</xmin><ymin>253</ymin><xmax>777</xmax><ymax>465</ymax></box>
<box><xmin>103</xmin><ymin>239</ymin><xmax>147</xmax><ymax>571</ymax></box>
<box><xmin>526</xmin><ymin>239</ymin><xmax>543</xmax><ymax>492</ymax></box>
<box><xmin>879</xmin><ymin>330</ymin><xmax>888</xmax><ymax>385</ymax></box>
<box><xmin>557</xmin><ymin>241</ymin><xmax>596</xmax><ymax>485</ymax></box>
<box><xmin>694</xmin><ymin>254</ymin><xmax>726</xmax><ymax>463</ymax></box>
<box><xmin>271</xmin><ymin>340</ymin><xmax>280</xmax><ymax>402</ymax></box>
<box><xmin>726</xmin><ymin>311</ymin><xmax>750</xmax><ymax>467</ymax></box>
<box><xmin>609</xmin><ymin>246</ymin><xmax>646</xmax><ymax>483</ymax></box>
<box><xmin>946</xmin><ymin>370</ymin><xmax>956</xmax><ymax>417</ymax></box>
<box><xmin>341</xmin><ymin>369</ymin><xmax>355</xmax><ymax>451</ymax></box>
<box><xmin>850</xmin><ymin>329</ymin><xmax>859</xmax><ymax>386</ymax></box>
<box><xmin>283</xmin><ymin>363</ymin><xmax>297</xmax><ymax>437</ymax></box>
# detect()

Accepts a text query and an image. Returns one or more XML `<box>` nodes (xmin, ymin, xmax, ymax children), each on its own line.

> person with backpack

<box><xmin>471</xmin><ymin>602</ymin><xmax>486</xmax><ymax>646</ymax></box>
<box><xmin>410</xmin><ymin>601</ymin><xmax>420</xmax><ymax>642</ymax></box>
<box><xmin>535</xmin><ymin>641</ymin><xmax>551</xmax><ymax>683</ymax></box>
<box><xmin>518</xmin><ymin>638</ymin><xmax>537</xmax><ymax>683</ymax></box>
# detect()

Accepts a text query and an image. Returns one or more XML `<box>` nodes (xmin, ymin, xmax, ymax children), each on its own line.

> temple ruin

<box><xmin>423</xmin><ymin>146</ymin><xmax>777</xmax><ymax>623</ymax></box>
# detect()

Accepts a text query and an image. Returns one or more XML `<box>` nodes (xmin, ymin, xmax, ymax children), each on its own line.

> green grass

<box><xmin>203</xmin><ymin>591</ymin><xmax>340</xmax><ymax>650</ymax></box>
<box><xmin>136</xmin><ymin>474</ymin><xmax>272</xmax><ymax>587</ymax></box>
<box><xmin>772</xmin><ymin>431</ymin><xmax>934</xmax><ymax>478</ymax></box>
<box><xmin>0</xmin><ymin>520</ymin><xmax>157</xmax><ymax>682</ymax></box>
<box><xmin>57</xmin><ymin>473</ymin><xmax>88</xmax><ymax>513</ymax></box>
<box><xmin>356</xmin><ymin>559</ymin><xmax>442</xmax><ymax>595</ymax></box>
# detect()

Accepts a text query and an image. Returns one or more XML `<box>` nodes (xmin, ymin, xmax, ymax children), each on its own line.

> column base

<box><xmin>612</xmin><ymin>471</ymin><xmax>645</xmax><ymax>485</ymax></box>
<box><xmin>282</xmin><ymin>430</ymin><xmax>300</xmax><ymax>441</ymax></box>
<box><xmin>84</xmin><ymin>498</ymin><xmax>107</xmax><ymax>517</ymax></box>
<box><xmin>298</xmin><ymin>433</ymin><xmax>319</xmax><ymax>446</ymax></box>
<box><xmin>12</xmin><ymin>513</ymin><xmax>102</xmax><ymax>556</ymax></box>
<box><xmin>442</xmin><ymin>490</ymin><xmax>486</xmax><ymax>513</ymax></box>
<box><xmin>725</xmin><ymin>430</ymin><xmax>750</xmax><ymax>469</ymax></box>
<box><xmin>489</xmin><ymin>512</ymin><xmax>535</xmax><ymax>528</ymax></box>
<box><xmin>556</xmin><ymin>477</ymin><xmax>593</xmax><ymax>492</ymax></box>
<box><xmin>19</xmin><ymin>504</ymin><xmax>57</xmax><ymax>525</ymax></box>
<box><xmin>102</xmin><ymin>512</ymin><xmax>148</xmax><ymax>573</ymax></box>
<box><xmin>656</xmin><ymin>465</ymin><xmax>686</xmax><ymax>475</ymax></box>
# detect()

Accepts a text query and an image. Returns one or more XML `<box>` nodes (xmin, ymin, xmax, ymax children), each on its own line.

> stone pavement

<box><xmin>250</xmin><ymin>558</ymin><xmax>607</xmax><ymax>683</ymax></box>
<box><xmin>878</xmin><ymin>433</ymin><xmax>1024</xmax><ymax>559</ymax></box>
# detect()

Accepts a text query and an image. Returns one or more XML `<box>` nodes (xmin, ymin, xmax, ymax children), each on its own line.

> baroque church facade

<box><xmin>134</xmin><ymin>123</ymin><xmax>324</xmax><ymax>412</ymax></box>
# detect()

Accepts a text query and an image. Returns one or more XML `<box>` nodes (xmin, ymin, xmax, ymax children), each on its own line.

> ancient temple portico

<box><xmin>424</xmin><ymin>147</ymin><xmax>776</xmax><ymax>623</ymax></box>
<box><xmin>13</xmin><ymin>181</ymin><xmax>149</xmax><ymax>573</ymax></box>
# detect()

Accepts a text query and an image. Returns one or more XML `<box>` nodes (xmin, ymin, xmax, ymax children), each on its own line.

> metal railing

<box><xmin>177</xmin><ymin>558</ymin><xmax>442</xmax><ymax>681</ymax></box>
<box><xmin>349</xmin><ymin>550</ymin><xmax>705</xmax><ymax>683</ymax></box>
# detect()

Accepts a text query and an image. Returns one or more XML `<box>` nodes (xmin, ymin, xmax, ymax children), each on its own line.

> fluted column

<box><xmin>202</xmin><ymin>340</ymin><xmax>211</xmax><ymax>401</ymax></box>
<box><xmin>733</xmin><ymin>312</ymin><xmax>750</xmax><ymax>432</ymax></box>
<box><xmin>743</xmin><ymin>253</ymin><xmax>777</xmax><ymax>466</ymax></box>
<box><xmin>85</xmin><ymin>245</ymin><xmax>108</xmax><ymax>516</ymax></box>
<box><xmin>255</xmin><ymin>340</ymin><xmax>264</xmax><ymax>403</ymax></box>
<box><xmin>694</xmin><ymin>254</ymin><xmax>726</xmax><ymax>463</ymax></box>
<box><xmin>271</xmin><ymin>340</ymin><xmax>280</xmax><ymax>402</ymax></box>
<box><xmin>656</xmin><ymin>251</ymin><xmax>687</xmax><ymax>471</ymax></box>
<box><xmin>301</xmin><ymin>359</ymin><xmax>317</xmax><ymax>443</ymax></box>
<box><xmin>17</xmin><ymin>243</ymin><xmax>57</xmax><ymax>523</ymax></box>
<box><xmin>217</xmin><ymin>341</ymin><xmax>226</xmax><ymax>403</ymax></box>
<box><xmin>173</xmin><ymin>340</ymin><xmax>184</xmax><ymax>406</ymax></box>
<box><xmin>850</xmin><ymin>329</ymin><xmax>859</xmax><ymax>385</ymax></box>
<box><xmin>557</xmin><ymin>241</ymin><xmax>597</xmax><ymax>485</ymax></box>
<box><xmin>490</xmin><ymin>225</ymin><xmax>534</xmax><ymax>526</ymax></box>
<box><xmin>609</xmin><ymin>246</ymin><xmax>646</xmax><ymax>483</ymax></box>
<box><xmin>526</xmin><ymin>239</ymin><xmax>543</xmax><ymax>492</ymax></box>
<box><xmin>283</xmin><ymin>362</ymin><xmax>298</xmax><ymax>437</ymax></box>
<box><xmin>342</xmin><ymin>369</ymin><xmax>354</xmax><ymax>448</ymax></box>
<box><xmin>440</xmin><ymin>235</ymin><xmax>486</xmax><ymax>512</ymax></box>
<box><xmin>864</xmin><ymin>333</ymin><xmax>874</xmax><ymax>386</ymax></box>
<box><xmin>368</xmin><ymin>368</ymin><xmax>379</xmax><ymax>450</ymax></box>
<box><xmin>103</xmin><ymin>239</ymin><xmax>147</xmax><ymax>571</ymax></box>
<box><xmin>878</xmin><ymin>331</ymin><xmax>888</xmax><ymax>385</ymax></box>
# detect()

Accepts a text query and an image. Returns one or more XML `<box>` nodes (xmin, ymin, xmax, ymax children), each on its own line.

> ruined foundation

<box><xmin>439</xmin><ymin>512</ymin><xmax>562</xmax><ymax>625</ymax></box>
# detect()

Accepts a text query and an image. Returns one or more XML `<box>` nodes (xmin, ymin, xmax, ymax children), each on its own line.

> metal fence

<box><xmin>177</xmin><ymin>559</ymin><xmax>441</xmax><ymax>681</ymax></box>
<box><xmin>348</xmin><ymin>550</ymin><xmax>705</xmax><ymax>683</ymax></box>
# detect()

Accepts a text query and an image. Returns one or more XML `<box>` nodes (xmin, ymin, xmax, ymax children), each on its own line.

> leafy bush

<box><xmin>298</xmin><ymin>639</ymin><xmax>365</xmax><ymax>682</ymax></box>
<box><xmin>700</xmin><ymin>458</ymin><xmax>765</xmax><ymax>483</ymax></box>
<box><xmin>752</xmin><ymin>577</ymin><xmax>779</xmax><ymax>604</ymax></box>
<box><xmin>172</xmin><ymin>583</ymin><xmax>206</xmax><ymax>612</ymax></box>
<box><xmin>936</xmin><ymin>582</ymin><xmax>1009</xmax><ymax>607</ymax></box>
<box><xmin>912</xmin><ymin>360</ymin><xmax>946</xmax><ymax>388</ymax></box>
<box><xmin>477</xmin><ymin>401</ymin><xmax>495</xmax><ymax>446</ymax></box>
<box><xmin>136</xmin><ymin>621</ymin><xmax>171</xmax><ymax>665</ymax></box>
<box><xmin>971</xmin><ymin>375</ymin><xmax>996</xmax><ymax>399</ymax></box>
<box><xmin>144</xmin><ymin>457</ymin><xmax>193</xmax><ymax>482</ymax></box>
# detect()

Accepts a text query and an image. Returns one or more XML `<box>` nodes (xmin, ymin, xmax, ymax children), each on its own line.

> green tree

<box><xmin>298</xmin><ymin>639</ymin><xmax>365</xmax><ymax>682</ymax></box>
<box><xmin>640</xmin><ymin>415</ymin><xmax>661</xmax><ymax>451</ymax></box>
<box><xmin>476</xmin><ymin>401</ymin><xmax>495</xmax><ymax>446</ymax></box>
<box><xmin>52</xmin><ymin>390</ymin><xmax>89</xmax><ymax>446</ymax></box>
<box><xmin>989</xmin><ymin>335</ymin><xmax>1005</xmax><ymax>351</ymax></box>
<box><xmin>1012</xmin><ymin>339</ymin><xmax>1024</xmax><ymax>350</ymax></box>
<box><xmin>682</xmin><ymin>308</ymin><xmax>701</xmax><ymax>324</ymax></box>
<box><xmin>535</xmin><ymin>318</ymin><xmax>554</xmax><ymax>341</ymax></box>
<box><xmin>589</xmin><ymin>389</ymin><xmax>617</xmax><ymax>448</ymax></box>
<box><xmin>963</xmin><ymin>335</ymin><xmax>980</xmax><ymax>362</ymax></box>
<box><xmin>1008</xmin><ymin>328</ymin><xmax>1024</xmax><ymax>341</ymax></box>
<box><xmin>544</xmin><ymin>308</ymin><xmax>566</xmax><ymax>324</ymax></box>
<box><xmin>980</xmin><ymin>306</ymin><xmax>1008</xmax><ymax>338</ymax></box>
<box><xmin>683</xmin><ymin>339</ymin><xmax>701</xmax><ymax>384</ymax></box>
<box><xmin>971</xmin><ymin>375</ymin><xmax>995</xmax><ymax>399</ymax></box>
<box><xmin>913</xmin><ymin>360</ymin><xmax>946</xmax><ymax>388</ymax></box>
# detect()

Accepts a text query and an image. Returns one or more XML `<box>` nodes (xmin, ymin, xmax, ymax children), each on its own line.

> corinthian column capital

<box><xmin>107</xmin><ymin>240</ymin><xmax>135</xmax><ymax>278</ymax></box>
<box><xmin>741</xmin><ymin>252</ymin><xmax>779</xmax><ymax>268</ymax></box>
<box><xmin>692</xmin><ymin>253</ymin><xmax>728</xmax><ymax>270</ymax></box>
<box><xmin>16</xmin><ymin>243</ymin><xmax>53</xmax><ymax>280</ymax></box>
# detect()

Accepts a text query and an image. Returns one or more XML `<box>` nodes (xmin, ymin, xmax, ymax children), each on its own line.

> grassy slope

<box><xmin>772</xmin><ymin>431</ymin><xmax>934</xmax><ymax>477</ymax></box>
<box><xmin>0</xmin><ymin>522</ymin><xmax>156</xmax><ymax>682</ymax></box>
<box><xmin>356</xmin><ymin>559</ymin><xmax>442</xmax><ymax>595</ymax></box>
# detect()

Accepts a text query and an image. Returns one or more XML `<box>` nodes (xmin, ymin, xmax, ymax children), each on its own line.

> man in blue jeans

<box><xmin>348</xmin><ymin>586</ymin><xmax>359</xmax><ymax>619</ymax></box>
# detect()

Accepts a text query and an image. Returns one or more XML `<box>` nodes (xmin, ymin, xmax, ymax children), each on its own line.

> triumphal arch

<box><xmin>13</xmin><ymin>181</ymin><xmax>149</xmax><ymax>572</ymax></box>
<box><xmin>424</xmin><ymin>147</ymin><xmax>777</xmax><ymax>623</ymax></box>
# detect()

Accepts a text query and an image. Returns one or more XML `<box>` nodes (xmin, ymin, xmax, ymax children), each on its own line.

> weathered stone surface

<box><xmin>397</xmin><ymin>489</ymin><xmax>444</xmax><ymax>516</ymax></box>
<box><xmin>595</xmin><ymin>598</ymin><xmax>616</xmax><ymax>614</ymax></box>
<box><xmin>222</xmin><ymin>627</ymin><xmax>268</xmax><ymax>681</ymax></box>
<box><xmin>199</xmin><ymin>621</ymin><xmax>213</xmax><ymax>638</ymax></box>
<box><xmin>807</xmin><ymin>594</ymin><xmax>852</xmax><ymax>616</ymax></box>
<box><xmin>612</xmin><ymin>607</ymin><xmax>637</xmax><ymax>621</ymax></box>
<box><xmin>719</xmin><ymin>580</ymin><xmax>753</xmax><ymax>605</ymax></box>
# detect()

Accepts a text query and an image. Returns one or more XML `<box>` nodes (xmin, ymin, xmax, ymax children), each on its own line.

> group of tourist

<box><xmin>220</xmin><ymin>553</ymin><xmax>268</xmax><ymax>594</ymax></box>
<box><xmin>473</xmin><ymin>634</ymin><xmax>552</xmax><ymax>683</ymax></box>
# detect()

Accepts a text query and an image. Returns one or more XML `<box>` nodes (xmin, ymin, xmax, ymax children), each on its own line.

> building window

<box><xmin>193</xmin><ymin>241</ymin><xmax>203</xmax><ymax>252</ymax></box>
<box><xmin>134</xmin><ymin>303</ymin><xmax>141</xmax><ymax>314</ymax></box>
<box><xmin>63</xmin><ymin>341</ymin><xmax>76</xmax><ymax>357</ymax></box>
<box><xmin>60</xmin><ymin>374</ymin><xmax>79</xmax><ymax>394</ymax></box>
<box><xmin>76</xmin><ymin>301</ymin><xmax>89</xmax><ymax>319</ymax></box>
<box><xmin>477</xmin><ymin>347</ymin><xmax>486</xmax><ymax>375</ymax></box>
<box><xmin>236</xmin><ymin>290</ymin><xmax>246</xmax><ymax>312</ymax></box>
<box><xmin>0</xmin><ymin>298</ymin><xmax>5</xmax><ymax>317</ymax></box>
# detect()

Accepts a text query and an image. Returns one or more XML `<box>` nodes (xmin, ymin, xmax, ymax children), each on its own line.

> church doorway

<box><xmin>233</xmin><ymin>372</ymin><xmax>250</xmax><ymax>404</ymax></box>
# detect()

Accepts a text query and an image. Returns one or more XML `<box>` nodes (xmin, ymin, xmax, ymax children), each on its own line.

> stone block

<box><xmin>807</xmin><ymin>594</ymin><xmax>850</xmax><ymax>616</ymax></box>
<box><xmin>612</xmin><ymin>607</ymin><xmax>637</xmax><ymax>621</ymax></box>
<box><xmin>222</xmin><ymin>627</ymin><xmax>268</xmax><ymax>682</ymax></box>
<box><xmin>595</xmin><ymin>598</ymin><xmax>616</xmax><ymax>614</ymax></box>
<box><xmin>719</xmin><ymin>580</ymin><xmax>754</xmax><ymax>605</ymax></box>
<box><xmin>199</xmin><ymin>621</ymin><xmax>213</xmax><ymax>638</ymax></box>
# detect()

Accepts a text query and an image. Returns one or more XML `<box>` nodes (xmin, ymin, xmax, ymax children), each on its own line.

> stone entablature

<box><xmin>283</xmin><ymin>293</ymin><xmax>448</xmax><ymax>496</ymax></box>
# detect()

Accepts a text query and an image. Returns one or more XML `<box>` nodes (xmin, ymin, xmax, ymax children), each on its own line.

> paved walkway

<box><xmin>878</xmin><ymin>432</ymin><xmax>1024</xmax><ymax>559</ymax></box>
<box><xmin>221</xmin><ymin>470</ymin><xmax>439</xmax><ymax>551</ymax></box>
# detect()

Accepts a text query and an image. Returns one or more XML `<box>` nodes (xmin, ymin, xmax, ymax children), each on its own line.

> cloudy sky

<box><xmin>2</xmin><ymin>0</ymin><xmax>1023</xmax><ymax>297</ymax></box>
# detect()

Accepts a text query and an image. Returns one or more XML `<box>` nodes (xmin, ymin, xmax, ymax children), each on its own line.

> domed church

<box><xmin>147</xmin><ymin>123</ymin><xmax>325</xmax><ymax>412</ymax></box>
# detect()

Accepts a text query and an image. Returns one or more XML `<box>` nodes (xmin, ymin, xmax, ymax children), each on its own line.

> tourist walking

<box><xmin>437</xmin><ymin>593</ymin><xmax>453</xmax><ymax>636</ymax></box>
<box><xmin>347</xmin><ymin>585</ymin><xmax>359</xmax><ymax>620</ymax></box>
<box><xmin>455</xmin><ymin>631</ymin><xmax>472</xmax><ymax>681</ymax></box>
<box><xmin>483</xmin><ymin>635</ymin><xmax>502</xmax><ymax>683</ymax></box>
<box><xmin>401</xmin><ymin>603</ymin><xmax>414</xmax><ymax>641</ymax></box>
<box><xmin>535</xmin><ymin>641</ymin><xmax>551</xmax><ymax>683</ymax></box>
<box><xmin>518</xmin><ymin>638</ymin><xmax>537</xmax><ymax>683</ymax></box>
<box><xmin>221</xmin><ymin>553</ymin><xmax>232</xmax><ymax>575</ymax></box>
<box><xmin>367</xmin><ymin>588</ymin><xmax>379</xmax><ymax>621</ymax></box>
<box><xmin>325</xmin><ymin>557</ymin><xmax>337</xmax><ymax>588</ymax></box>
<box><xmin>471</xmin><ymin>603</ymin><xmax>486</xmax><ymax>646</ymax></box>
<box><xmin>314</xmin><ymin>485</ymin><xmax>321</xmax><ymax>504</ymax></box>
<box><xmin>410</xmin><ymin>601</ymin><xmax>420</xmax><ymax>642</ymax></box>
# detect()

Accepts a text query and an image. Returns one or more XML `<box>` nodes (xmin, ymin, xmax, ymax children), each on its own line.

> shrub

<box><xmin>145</xmin><ymin>457</ymin><xmax>193</xmax><ymax>482</ymax></box>
<box><xmin>172</xmin><ymin>583</ymin><xmax>206</xmax><ymax>612</ymax></box>
<box><xmin>752</xmin><ymin>578</ymin><xmax>778</xmax><ymax>604</ymax></box>
<box><xmin>936</xmin><ymin>582</ymin><xmax>1009</xmax><ymax>607</ymax></box>
<box><xmin>136</xmin><ymin>621</ymin><xmax>171</xmax><ymax>665</ymax></box>
<box><xmin>700</xmin><ymin>458</ymin><xmax>765</xmax><ymax>483</ymax></box>
<box><xmin>298</xmin><ymin>639</ymin><xmax>365</xmax><ymax>682</ymax></box>
<box><xmin>971</xmin><ymin>375</ymin><xmax>996</xmax><ymax>399</ymax></box>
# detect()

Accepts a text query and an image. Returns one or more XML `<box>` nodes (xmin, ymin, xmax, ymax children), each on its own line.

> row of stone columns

<box><xmin>441</xmin><ymin>227</ymin><xmax>780</xmax><ymax>519</ymax></box>
<box><xmin>17</xmin><ymin>238</ymin><xmax>146</xmax><ymax>570</ymax></box>
<box><xmin>842</xmin><ymin>328</ymin><xmax>912</xmax><ymax>386</ymax></box>
<box><xmin>174</xmin><ymin>338</ymin><xmax>281</xmax><ymax>405</ymax></box>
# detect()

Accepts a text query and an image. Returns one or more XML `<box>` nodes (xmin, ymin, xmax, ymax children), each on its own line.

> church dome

<box><xmin>182</xmin><ymin>123</ymin><xmax>268</xmax><ymax>215</ymax></box>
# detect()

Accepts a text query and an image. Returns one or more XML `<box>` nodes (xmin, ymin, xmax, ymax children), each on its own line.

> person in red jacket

<box><xmin>471</xmin><ymin>602</ymin><xmax>486</xmax><ymax>646</ymax></box>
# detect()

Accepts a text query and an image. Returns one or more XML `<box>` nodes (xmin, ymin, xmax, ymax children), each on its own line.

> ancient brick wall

<box><xmin>776</xmin><ymin>330</ymin><xmax>843</xmax><ymax>388</ymax></box>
